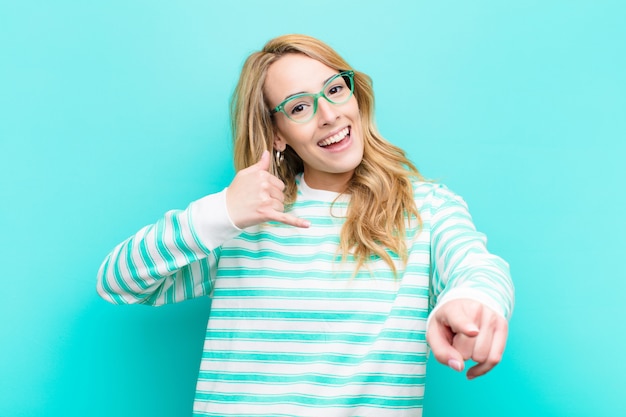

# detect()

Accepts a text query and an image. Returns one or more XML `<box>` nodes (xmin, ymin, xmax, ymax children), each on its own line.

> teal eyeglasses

<box><xmin>270</xmin><ymin>70</ymin><xmax>355</xmax><ymax>123</ymax></box>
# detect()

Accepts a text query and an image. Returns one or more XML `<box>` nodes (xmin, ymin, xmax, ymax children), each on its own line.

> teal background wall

<box><xmin>1</xmin><ymin>1</ymin><xmax>625</xmax><ymax>416</ymax></box>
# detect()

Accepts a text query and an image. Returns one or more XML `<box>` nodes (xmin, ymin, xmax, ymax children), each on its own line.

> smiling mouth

<box><xmin>317</xmin><ymin>127</ymin><xmax>350</xmax><ymax>147</ymax></box>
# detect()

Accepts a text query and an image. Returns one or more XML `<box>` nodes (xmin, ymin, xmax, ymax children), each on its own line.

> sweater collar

<box><xmin>295</xmin><ymin>173</ymin><xmax>350</xmax><ymax>203</ymax></box>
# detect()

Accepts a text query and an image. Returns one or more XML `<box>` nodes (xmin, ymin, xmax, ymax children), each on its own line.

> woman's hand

<box><xmin>226</xmin><ymin>150</ymin><xmax>310</xmax><ymax>229</ymax></box>
<box><xmin>427</xmin><ymin>298</ymin><xmax>509</xmax><ymax>379</ymax></box>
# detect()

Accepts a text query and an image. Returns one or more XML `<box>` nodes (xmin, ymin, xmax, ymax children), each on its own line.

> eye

<box><xmin>288</xmin><ymin>101</ymin><xmax>310</xmax><ymax>115</ymax></box>
<box><xmin>327</xmin><ymin>84</ymin><xmax>344</xmax><ymax>96</ymax></box>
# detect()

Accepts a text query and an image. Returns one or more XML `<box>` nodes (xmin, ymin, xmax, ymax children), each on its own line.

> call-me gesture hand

<box><xmin>427</xmin><ymin>299</ymin><xmax>509</xmax><ymax>380</ymax></box>
<box><xmin>226</xmin><ymin>150</ymin><xmax>310</xmax><ymax>229</ymax></box>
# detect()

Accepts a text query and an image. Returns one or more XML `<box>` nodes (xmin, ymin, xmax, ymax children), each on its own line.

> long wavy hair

<box><xmin>231</xmin><ymin>34</ymin><xmax>422</xmax><ymax>274</ymax></box>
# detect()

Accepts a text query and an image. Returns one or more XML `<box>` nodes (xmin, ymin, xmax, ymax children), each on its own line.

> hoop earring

<box><xmin>275</xmin><ymin>150</ymin><xmax>284</xmax><ymax>165</ymax></box>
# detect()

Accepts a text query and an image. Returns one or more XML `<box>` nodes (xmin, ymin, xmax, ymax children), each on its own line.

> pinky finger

<box><xmin>277</xmin><ymin>213</ymin><xmax>311</xmax><ymax>228</ymax></box>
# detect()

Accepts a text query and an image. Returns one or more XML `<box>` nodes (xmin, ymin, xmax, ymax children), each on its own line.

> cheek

<box><xmin>277</xmin><ymin>124</ymin><xmax>314</xmax><ymax>149</ymax></box>
<box><xmin>348</xmin><ymin>100</ymin><xmax>362</xmax><ymax>123</ymax></box>
<box><xmin>275</xmin><ymin>120</ymin><xmax>296</xmax><ymax>143</ymax></box>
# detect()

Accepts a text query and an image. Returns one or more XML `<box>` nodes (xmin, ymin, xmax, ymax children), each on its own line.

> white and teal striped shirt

<box><xmin>97</xmin><ymin>175</ymin><xmax>514</xmax><ymax>416</ymax></box>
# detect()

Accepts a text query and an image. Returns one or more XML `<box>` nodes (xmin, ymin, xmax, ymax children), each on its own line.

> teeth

<box><xmin>318</xmin><ymin>127</ymin><xmax>349</xmax><ymax>147</ymax></box>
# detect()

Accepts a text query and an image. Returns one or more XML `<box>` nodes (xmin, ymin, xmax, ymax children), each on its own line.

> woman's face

<box><xmin>264</xmin><ymin>54</ymin><xmax>364</xmax><ymax>192</ymax></box>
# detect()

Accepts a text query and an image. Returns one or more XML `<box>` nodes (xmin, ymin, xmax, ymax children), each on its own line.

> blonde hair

<box><xmin>231</xmin><ymin>34</ymin><xmax>422</xmax><ymax>274</ymax></box>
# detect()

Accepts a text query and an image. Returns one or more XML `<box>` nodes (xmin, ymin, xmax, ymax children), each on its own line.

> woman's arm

<box><xmin>426</xmin><ymin>185</ymin><xmax>515</xmax><ymax>378</ymax></box>
<box><xmin>428</xmin><ymin>185</ymin><xmax>514</xmax><ymax>318</ymax></box>
<box><xmin>96</xmin><ymin>151</ymin><xmax>310</xmax><ymax>306</ymax></box>
<box><xmin>96</xmin><ymin>190</ymin><xmax>241</xmax><ymax>306</ymax></box>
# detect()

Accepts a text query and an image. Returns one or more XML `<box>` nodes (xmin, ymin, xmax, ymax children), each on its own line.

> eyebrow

<box><xmin>280</xmin><ymin>73</ymin><xmax>339</xmax><ymax>103</ymax></box>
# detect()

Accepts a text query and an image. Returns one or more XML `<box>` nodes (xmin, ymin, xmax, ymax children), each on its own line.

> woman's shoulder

<box><xmin>410</xmin><ymin>178</ymin><xmax>467</xmax><ymax>210</ymax></box>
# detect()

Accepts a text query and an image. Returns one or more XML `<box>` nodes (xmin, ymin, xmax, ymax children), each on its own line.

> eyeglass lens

<box><xmin>283</xmin><ymin>72</ymin><xmax>353</xmax><ymax>122</ymax></box>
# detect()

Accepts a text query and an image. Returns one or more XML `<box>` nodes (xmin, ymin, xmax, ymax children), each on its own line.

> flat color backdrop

<box><xmin>1</xmin><ymin>1</ymin><xmax>625</xmax><ymax>416</ymax></box>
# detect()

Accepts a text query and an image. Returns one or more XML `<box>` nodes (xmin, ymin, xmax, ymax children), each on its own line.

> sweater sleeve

<box><xmin>96</xmin><ymin>189</ymin><xmax>242</xmax><ymax>306</ymax></box>
<box><xmin>427</xmin><ymin>185</ymin><xmax>515</xmax><ymax>321</ymax></box>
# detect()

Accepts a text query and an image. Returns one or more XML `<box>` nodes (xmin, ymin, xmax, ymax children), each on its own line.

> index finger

<box><xmin>467</xmin><ymin>319</ymin><xmax>508</xmax><ymax>379</ymax></box>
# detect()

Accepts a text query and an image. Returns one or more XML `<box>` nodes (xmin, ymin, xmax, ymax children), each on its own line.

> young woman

<box><xmin>97</xmin><ymin>34</ymin><xmax>514</xmax><ymax>416</ymax></box>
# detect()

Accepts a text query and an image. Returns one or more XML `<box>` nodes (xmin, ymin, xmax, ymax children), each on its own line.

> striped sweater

<box><xmin>97</xmin><ymin>175</ymin><xmax>514</xmax><ymax>416</ymax></box>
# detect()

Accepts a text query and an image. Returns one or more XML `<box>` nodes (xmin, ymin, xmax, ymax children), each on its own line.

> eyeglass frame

<box><xmin>269</xmin><ymin>70</ymin><xmax>355</xmax><ymax>123</ymax></box>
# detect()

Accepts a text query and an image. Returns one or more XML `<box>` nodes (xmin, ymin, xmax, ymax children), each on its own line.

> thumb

<box><xmin>427</xmin><ymin>319</ymin><xmax>466</xmax><ymax>372</ymax></box>
<box><xmin>438</xmin><ymin>301</ymin><xmax>481</xmax><ymax>337</ymax></box>
<box><xmin>255</xmin><ymin>150</ymin><xmax>271</xmax><ymax>172</ymax></box>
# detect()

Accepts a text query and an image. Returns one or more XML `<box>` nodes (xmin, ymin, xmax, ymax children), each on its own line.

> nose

<box><xmin>316</xmin><ymin>97</ymin><xmax>339</xmax><ymax>126</ymax></box>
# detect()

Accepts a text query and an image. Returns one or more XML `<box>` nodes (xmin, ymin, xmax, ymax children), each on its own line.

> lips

<box><xmin>317</xmin><ymin>127</ymin><xmax>350</xmax><ymax>147</ymax></box>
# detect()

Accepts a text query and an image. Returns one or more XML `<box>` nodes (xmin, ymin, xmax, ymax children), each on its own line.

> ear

<box><xmin>273</xmin><ymin>131</ymin><xmax>287</xmax><ymax>152</ymax></box>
